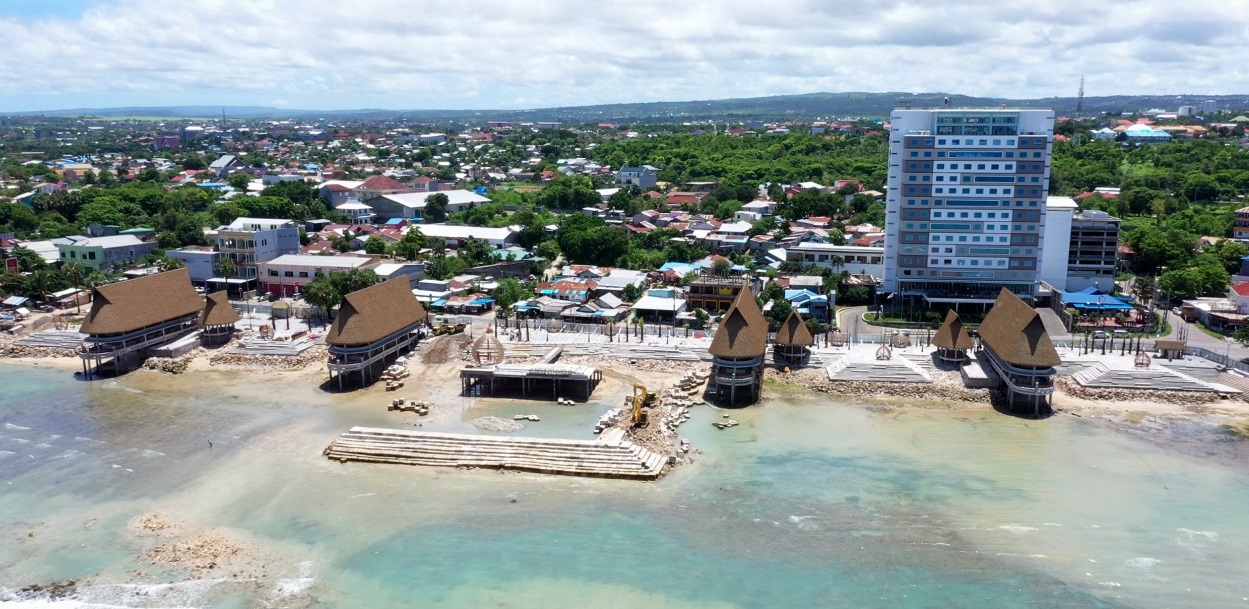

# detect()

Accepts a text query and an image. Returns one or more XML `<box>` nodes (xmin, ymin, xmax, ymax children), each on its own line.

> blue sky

<box><xmin>0</xmin><ymin>0</ymin><xmax>1244</xmax><ymax>113</ymax></box>
<box><xmin>3</xmin><ymin>0</ymin><xmax>91</xmax><ymax>21</ymax></box>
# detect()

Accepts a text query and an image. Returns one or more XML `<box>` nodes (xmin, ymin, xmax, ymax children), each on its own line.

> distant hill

<box><xmin>8</xmin><ymin>92</ymin><xmax>1249</xmax><ymax>123</ymax></box>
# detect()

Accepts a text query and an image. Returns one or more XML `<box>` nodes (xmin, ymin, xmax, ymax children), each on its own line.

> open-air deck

<box><xmin>78</xmin><ymin>269</ymin><xmax>205</xmax><ymax>378</ymax></box>
<box><xmin>977</xmin><ymin>288</ymin><xmax>1061</xmax><ymax>416</ymax></box>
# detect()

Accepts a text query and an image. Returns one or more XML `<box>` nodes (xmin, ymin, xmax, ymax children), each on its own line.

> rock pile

<box><xmin>0</xmin><ymin>345</ymin><xmax>77</xmax><ymax>359</ymax></box>
<box><xmin>209</xmin><ymin>346</ymin><xmax>326</xmax><ymax>370</ymax></box>
<box><xmin>1054</xmin><ymin>377</ymin><xmax>1226</xmax><ymax>405</ymax></box>
<box><xmin>143</xmin><ymin>350</ymin><xmax>203</xmax><ymax>374</ymax></box>
<box><xmin>472</xmin><ymin>416</ymin><xmax>525</xmax><ymax>432</ymax></box>
<box><xmin>143</xmin><ymin>531</ymin><xmax>246</xmax><ymax>577</ymax></box>
<box><xmin>790</xmin><ymin>368</ymin><xmax>992</xmax><ymax>403</ymax></box>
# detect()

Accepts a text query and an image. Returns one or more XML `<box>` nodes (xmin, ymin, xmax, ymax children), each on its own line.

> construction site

<box><xmin>323</xmin><ymin>325</ymin><xmax>709</xmax><ymax>481</ymax></box>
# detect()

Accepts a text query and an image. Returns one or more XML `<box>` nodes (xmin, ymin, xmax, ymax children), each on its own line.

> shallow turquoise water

<box><xmin>1</xmin><ymin>362</ymin><xmax>1247</xmax><ymax>608</ymax></box>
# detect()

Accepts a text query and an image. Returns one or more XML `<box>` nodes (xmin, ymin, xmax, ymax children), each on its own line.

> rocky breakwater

<box><xmin>1054</xmin><ymin>377</ymin><xmax>1232</xmax><ymax>405</ymax></box>
<box><xmin>788</xmin><ymin>368</ymin><xmax>993</xmax><ymax>404</ymax></box>
<box><xmin>209</xmin><ymin>345</ymin><xmax>327</xmax><ymax>370</ymax></box>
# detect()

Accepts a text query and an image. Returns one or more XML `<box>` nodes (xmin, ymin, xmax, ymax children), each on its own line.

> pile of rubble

<box><xmin>0</xmin><ymin>344</ymin><xmax>78</xmax><ymax>359</ymax></box>
<box><xmin>1054</xmin><ymin>377</ymin><xmax>1227</xmax><ymax>405</ymax></box>
<box><xmin>561</xmin><ymin>355</ymin><xmax>704</xmax><ymax>375</ymax></box>
<box><xmin>420</xmin><ymin>334</ymin><xmax>471</xmax><ymax>365</ymax></box>
<box><xmin>789</xmin><ymin>368</ymin><xmax>992</xmax><ymax>403</ymax></box>
<box><xmin>209</xmin><ymin>346</ymin><xmax>326</xmax><ymax>370</ymax></box>
<box><xmin>381</xmin><ymin>357</ymin><xmax>410</xmax><ymax>391</ymax></box>
<box><xmin>143</xmin><ymin>356</ymin><xmax>191</xmax><ymax>374</ymax></box>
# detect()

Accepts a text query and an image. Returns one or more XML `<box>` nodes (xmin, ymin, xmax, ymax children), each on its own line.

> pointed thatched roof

<box><xmin>932</xmin><ymin>310</ymin><xmax>974</xmax><ymax>351</ymax></box>
<box><xmin>326</xmin><ymin>278</ymin><xmax>428</xmax><ymax>347</ymax></box>
<box><xmin>709</xmin><ymin>282</ymin><xmax>767</xmax><ymax>358</ymax></box>
<box><xmin>774</xmin><ymin>309</ymin><xmax>814</xmax><ymax>347</ymax></box>
<box><xmin>978</xmin><ymin>288</ymin><xmax>1060</xmax><ymax>368</ymax></box>
<box><xmin>81</xmin><ymin>268</ymin><xmax>203</xmax><ymax>336</ymax></box>
<box><xmin>200</xmin><ymin>291</ymin><xmax>241</xmax><ymax>327</ymax></box>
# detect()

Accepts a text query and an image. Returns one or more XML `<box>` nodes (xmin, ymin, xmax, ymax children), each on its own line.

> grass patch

<box><xmin>1194</xmin><ymin>323</ymin><xmax>1228</xmax><ymax>340</ymax></box>
<box><xmin>762</xmin><ymin>376</ymin><xmax>807</xmax><ymax>396</ymax></box>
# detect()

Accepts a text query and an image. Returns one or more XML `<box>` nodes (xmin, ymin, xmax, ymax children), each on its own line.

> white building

<box><xmin>1038</xmin><ymin>196</ymin><xmax>1076</xmax><ymax>290</ymax></box>
<box><xmin>258</xmin><ymin>254</ymin><xmax>375</xmax><ymax>297</ymax></box>
<box><xmin>882</xmin><ymin>107</ymin><xmax>1055</xmax><ymax>303</ymax></box>
<box><xmin>368</xmin><ymin>190</ymin><xmax>491</xmax><ymax>220</ymax></box>
<box><xmin>786</xmin><ymin>243</ymin><xmax>886</xmax><ymax>279</ymax></box>
<box><xmin>413</xmin><ymin>224</ymin><xmax>518</xmax><ymax>249</ymax></box>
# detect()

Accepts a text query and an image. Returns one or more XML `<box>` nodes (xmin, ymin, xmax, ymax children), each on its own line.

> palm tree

<box><xmin>214</xmin><ymin>256</ymin><xmax>237</xmax><ymax>279</ymax></box>
<box><xmin>61</xmin><ymin>262</ymin><xmax>86</xmax><ymax>313</ymax></box>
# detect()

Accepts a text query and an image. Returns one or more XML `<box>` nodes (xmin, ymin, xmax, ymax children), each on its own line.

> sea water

<box><xmin>1</xmin><ymin>362</ymin><xmax>1247</xmax><ymax>608</ymax></box>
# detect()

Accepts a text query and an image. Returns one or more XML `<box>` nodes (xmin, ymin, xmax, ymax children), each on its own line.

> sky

<box><xmin>1</xmin><ymin>0</ymin><xmax>1246</xmax><ymax>112</ymax></box>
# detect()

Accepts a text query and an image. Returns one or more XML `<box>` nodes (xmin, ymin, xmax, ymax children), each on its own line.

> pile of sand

<box><xmin>420</xmin><ymin>334</ymin><xmax>471</xmax><ymax>365</ymax></box>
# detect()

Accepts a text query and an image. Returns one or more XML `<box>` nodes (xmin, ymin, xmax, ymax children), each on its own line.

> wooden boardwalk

<box><xmin>324</xmin><ymin>426</ymin><xmax>668</xmax><ymax>480</ymax></box>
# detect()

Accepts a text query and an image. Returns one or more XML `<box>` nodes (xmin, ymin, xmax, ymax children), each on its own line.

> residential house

<box><xmin>415</xmin><ymin>224</ymin><xmax>517</xmax><ymax>249</ymax></box>
<box><xmin>57</xmin><ymin>234</ymin><xmax>157</xmax><ymax>272</ymax></box>
<box><xmin>166</xmin><ymin>246</ymin><xmax>220</xmax><ymax>284</ymax></box>
<box><xmin>209</xmin><ymin>154</ymin><xmax>243</xmax><ymax>177</ymax></box>
<box><xmin>367</xmin><ymin>190</ymin><xmax>491</xmax><ymax>220</ymax></box>
<box><xmin>258</xmin><ymin>254</ymin><xmax>375</xmax><ymax>297</ymax></box>
<box><xmin>353</xmin><ymin>174</ymin><xmax>413</xmax><ymax>201</ymax></box>
<box><xmin>215</xmin><ymin>217</ymin><xmax>301</xmax><ymax>282</ymax></box>
<box><xmin>615</xmin><ymin>166</ymin><xmax>658</xmax><ymax>190</ymax></box>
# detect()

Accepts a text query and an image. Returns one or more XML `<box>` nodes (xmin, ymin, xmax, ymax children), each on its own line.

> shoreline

<box><xmin>3</xmin><ymin>338</ymin><xmax>1248</xmax><ymax>438</ymax></box>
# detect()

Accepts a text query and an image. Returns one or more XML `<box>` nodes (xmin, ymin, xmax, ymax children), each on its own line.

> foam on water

<box><xmin>996</xmin><ymin>524</ymin><xmax>1039</xmax><ymax>534</ymax></box>
<box><xmin>137</xmin><ymin>450</ymin><xmax>164</xmax><ymax>458</ymax></box>
<box><xmin>3</xmin><ymin>424</ymin><xmax>31</xmax><ymax>431</ymax></box>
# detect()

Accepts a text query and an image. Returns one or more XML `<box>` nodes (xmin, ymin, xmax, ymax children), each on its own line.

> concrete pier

<box><xmin>324</xmin><ymin>426</ymin><xmax>667</xmax><ymax>480</ymax></box>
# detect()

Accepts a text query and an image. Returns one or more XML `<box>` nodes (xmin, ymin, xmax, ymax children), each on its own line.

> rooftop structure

<box><xmin>932</xmin><ymin>310</ymin><xmax>974</xmax><ymax>363</ymax></box>
<box><xmin>978</xmin><ymin>288</ymin><xmax>1060</xmax><ymax>415</ymax></box>
<box><xmin>708</xmin><ymin>283</ymin><xmax>768</xmax><ymax>405</ymax></box>
<box><xmin>326</xmin><ymin>278</ymin><xmax>429</xmax><ymax>389</ymax></box>
<box><xmin>79</xmin><ymin>269</ymin><xmax>204</xmax><ymax>377</ymax></box>
<box><xmin>773</xmin><ymin>309</ymin><xmax>814</xmax><ymax>364</ymax></box>
<box><xmin>199</xmin><ymin>290</ymin><xmax>241</xmax><ymax>345</ymax></box>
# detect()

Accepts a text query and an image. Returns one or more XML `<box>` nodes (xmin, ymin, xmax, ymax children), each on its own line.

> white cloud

<box><xmin>0</xmin><ymin>0</ymin><xmax>1245</xmax><ymax>111</ymax></box>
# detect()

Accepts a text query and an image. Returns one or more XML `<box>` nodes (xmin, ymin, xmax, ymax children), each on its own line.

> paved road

<box><xmin>836</xmin><ymin>306</ymin><xmax>867</xmax><ymax>334</ymax></box>
<box><xmin>1155</xmin><ymin>307</ymin><xmax>1249</xmax><ymax>361</ymax></box>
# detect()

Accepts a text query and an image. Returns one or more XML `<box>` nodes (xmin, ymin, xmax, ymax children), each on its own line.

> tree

<box><xmin>621</xmin><ymin>282</ymin><xmax>643</xmax><ymax>302</ymax></box>
<box><xmin>329</xmin><ymin>268</ymin><xmax>379</xmax><ymax>303</ymax></box>
<box><xmin>302</xmin><ymin>275</ymin><xmax>338</xmax><ymax>322</ymax></box>
<box><xmin>363</xmin><ymin>236</ymin><xmax>388</xmax><ymax>255</ymax></box>
<box><xmin>8</xmin><ymin>247</ymin><xmax>49</xmax><ymax>272</ymax></box>
<box><xmin>23</xmin><ymin>268</ymin><xmax>67</xmax><ymax>304</ymax></box>
<box><xmin>711</xmin><ymin>258</ymin><xmax>732</xmax><ymax>276</ymax></box>
<box><xmin>424</xmin><ymin>193</ymin><xmax>449</xmax><ymax>223</ymax></box>
<box><xmin>228</xmin><ymin>173</ymin><xmax>253</xmax><ymax>190</ymax></box>
<box><xmin>155</xmin><ymin>256</ymin><xmax>185</xmax><ymax>272</ymax></box>
<box><xmin>61</xmin><ymin>262</ymin><xmax>87</xmax><ymax>313</ymax></box>
<box><xmin>493</xmin><ymin>277</ymin><xmax>530</xmax><ymax>310</ymax></box>
<box><xmin>767</xmin><ymin>297</ymin><xmax>793</xmax><ymax>325</ymax></box>
<box><xmin>214</xmin><ymin>257</ymin><xmax>237</xmax><ymax>279</ymax></box>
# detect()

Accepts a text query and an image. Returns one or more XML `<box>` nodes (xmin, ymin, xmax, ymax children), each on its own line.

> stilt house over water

<box><xmin>708</xmin><ymin>282</ymin><xmax>768</xmax><ymax>405</ymax></box>
<box><xmin>326</xmin><ymin>278</ymin><xmax>428</xmax><ymax>389</ymax></box>
<box><xmin>978</xmin><ymin>288</ymin><xmax>1061</xmax><ymax>416</ymax></box>
<box><xmin>79</xmin><ymin>268</ymin><xmax>204</xmax><ymax>377</ymax></box>
<box><xmin>932</xmin><ymin>310</ymin><xmax>974</xmax><ymax>364</ymax></box>
<box><xmin>773</xmin><ymin>309</ymin><xmax>814</xmax><ymax>365</ymax></box>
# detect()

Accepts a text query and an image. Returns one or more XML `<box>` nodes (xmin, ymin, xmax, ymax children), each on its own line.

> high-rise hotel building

<box><xmin>882</xmin><ymin>108</ymin><xmax>1055</xmax><ymax>302</ymax></box>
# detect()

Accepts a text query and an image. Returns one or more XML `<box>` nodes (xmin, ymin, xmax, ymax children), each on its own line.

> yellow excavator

<box><xmin>631</xmin><ymin>383</ymin><xmax>657</xmax><ymax>428</ymax></box>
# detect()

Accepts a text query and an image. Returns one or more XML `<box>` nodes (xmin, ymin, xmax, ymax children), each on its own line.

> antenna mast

<box><xmin>1076</xmin><ymin>75</ymin><xmax>1085</xmax><ymax>114</ymax></box>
